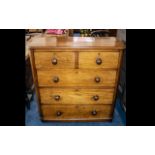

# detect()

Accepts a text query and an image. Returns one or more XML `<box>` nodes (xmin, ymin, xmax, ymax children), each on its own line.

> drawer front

<box><xmin>79</xmin><ymin>51</ymin><xmax>119</xmax><ymax>69</ymax></box>
<box><xmin>39</xmin><ymin>88</ymin><xmax>114</xmax><ymax>105</ymax></box>
<box><xmin>41</xmin><ymin>104</ymin><xmax>113</xmax><ymax>121</ymax></box>
<box><xmin>34</xmin><ymin>51</ymin><xmax>75</xmax><ymax>69</ymax></box>
<box><xmin>37</xmin><ymin>69</ymin><xmax>117</xmax><ymax>87</ymax></box>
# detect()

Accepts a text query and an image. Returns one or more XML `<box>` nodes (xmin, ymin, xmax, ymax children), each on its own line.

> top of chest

<box><xmin>29</xmin><ymin>36</ymin><xmax>125</xmax><ymax>50</ymax></box>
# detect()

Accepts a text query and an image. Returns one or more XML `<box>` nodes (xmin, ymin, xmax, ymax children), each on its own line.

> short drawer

<box><xmin>34</xmin><ymin>51</ymin><xmax>75</xmax><ymax>69</ymax></box>
<box><xmin>37</xmin><ymin>69</ymin><xmax>117</xmax><ymax>87</ymax></box>
<box><xmin>41</xmin><ymin>104</ymin><xmax>113</xmax><ymax>121</ymax></box>
<box><xmin>79</xmin><ymin>51</ymin><xmax>119</xmax><ymax>69</ymax></box>
<box><xmin>39</xmin><ymin>88</ymin><xmax>114</xmax><ymax>105</ymax></box>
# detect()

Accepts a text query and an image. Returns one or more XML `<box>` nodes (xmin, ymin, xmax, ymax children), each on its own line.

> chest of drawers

<box><xmin>29</xmin><ymin>36</ymin><xmax>124</xmax><ymax>122</ymax></box>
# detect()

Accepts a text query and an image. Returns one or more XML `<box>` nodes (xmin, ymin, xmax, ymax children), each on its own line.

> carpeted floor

<box><xmin>25</xmin><ymin>93</ymin><xmax>126</xmax><ymax>126</ymax></box>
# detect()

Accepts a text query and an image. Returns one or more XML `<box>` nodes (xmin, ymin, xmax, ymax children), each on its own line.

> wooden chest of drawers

<box><xmin>29</xmin><ymin>37</ymin><xmax>124</xmax><ymax>122</ymax></box>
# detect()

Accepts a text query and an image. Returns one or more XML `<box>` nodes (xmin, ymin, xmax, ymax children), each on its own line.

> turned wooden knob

<box><xmin>92</xmin><ymin>110</ymin><xmax>97</xmax><ymax>115</ymax></box>
<box><xmin>56</xmin><ymin>111</ymin><xmax>62</xmax><ymax>116</ymax></box>
<box><xmin>52</xmin><ymin>58</ymin><xmax>57</xmax><ymax>65</ymax></box>
<box><xmin>96</xmin><ymin>58</ymin><xmax>102</xmax><ymax>65</ymax></box>
<box><xmin>54</xmin><ymin>95</ymin><xmax>60</xmax><ymax>101</ymax></box>
<box><xmin>95</xmin><ymin>77</ymin><xmax>100</xmax><ymax>83</ymax></box>
<box><xmin>53</xmin><ymin>76</ymin><xmax>59</xmax><ymax>83</ymax></box>
<box><xmin>93</xmin><ymin>95</ymin><xmax>99</xmax><ymax>101</ymax></box>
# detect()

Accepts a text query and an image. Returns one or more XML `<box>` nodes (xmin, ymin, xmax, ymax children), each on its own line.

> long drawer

<box><xmin>41</xmin><ymin>104</ymin><xmax>113</xmax><ymax>121</ymax></box>
<box><xmin>39</xmin><ymin>88</ymin><xmax>114</xmax><ymax>104</ymax></box>
<box><xmin>37</xmin><ymin>69</ymin><xmax>117</xmax><ymax>87</ymax></box>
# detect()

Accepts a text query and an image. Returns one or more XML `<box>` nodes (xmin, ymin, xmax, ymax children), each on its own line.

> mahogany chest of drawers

<box><xmin>29</xmin><ymin>36</ymin><xmax>124</xmax><ymax>122</ymax></box>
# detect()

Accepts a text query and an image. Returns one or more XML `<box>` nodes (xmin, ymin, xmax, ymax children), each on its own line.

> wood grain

<box><xmin>41</xmin><ymin>104</ymin><xmax>113</xmax><ymax>121</ymax></box>
<box><xmin>28</xmin><ymin>36</ymin><xmax>125</xmax><ymax>122</ymax></box>
<box><xmin>79</xmin><ymin>51</ymin><xmax>119</xmax><ymax>69</ymax></box>
<box><xmin>34</xmin><ymin>51</ymin><xmax>75</xmax><ymax>69</ymax></box>
<box><xmin>29</xmin><ymin>37</ymin><xmax>125</xmax><ymax>50</ymax></box>
<box><xmin>39</xmin><ymin>88</ymin><xmax>114</xmax><ymax>105</ymax></box>
<box><xmin>29</xmin><ymin>49</ymin><xmax>42</xmax><ymax>117</ymax></box>
<box><xmin>111</xmin><ymin>49</ymin><xmax>124</xmax><ymax>116</ymax></box>
<box><xmin>37</xmin><ymin>69</ymin><xmax>117</xmax><ymax>87</ymax></box>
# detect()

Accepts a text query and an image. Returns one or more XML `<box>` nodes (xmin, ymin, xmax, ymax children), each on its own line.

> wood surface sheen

<box><xmin>34</xmin><ymin>50</ymin><xmax>119</xmax><ymax>69</ymax></box>
<box><xmin>41</xmin><ymin>104</ymin><xmax>113</xmax><ymax>121</ymax></box>
<box><xmin>29</xmin><ymin>37</ymin><xmax>124</xmax><ymax>50</ymax></box>
<box><xmin>37</xmin><ymin>69</ymin><xmax>117</xmax><ymax>87</ymax></box>
<box><xmin>79</xmin><ymin>51</ymin><xmax>119</xmax><ymax>69</ymax></box>
<box><xmin>29</xmin><ymin>37</ymin><xmax>124</xmax><ymax>121</ymax></box>
<box><xmin>34</xmin><ymin>51</ymin><xmax>75</xmax><ymax>69</ymax></box>
<box><xmin>39</xmin><ymin>88</ymin><xmax>114</xmax><ymax>105</ymax></box>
